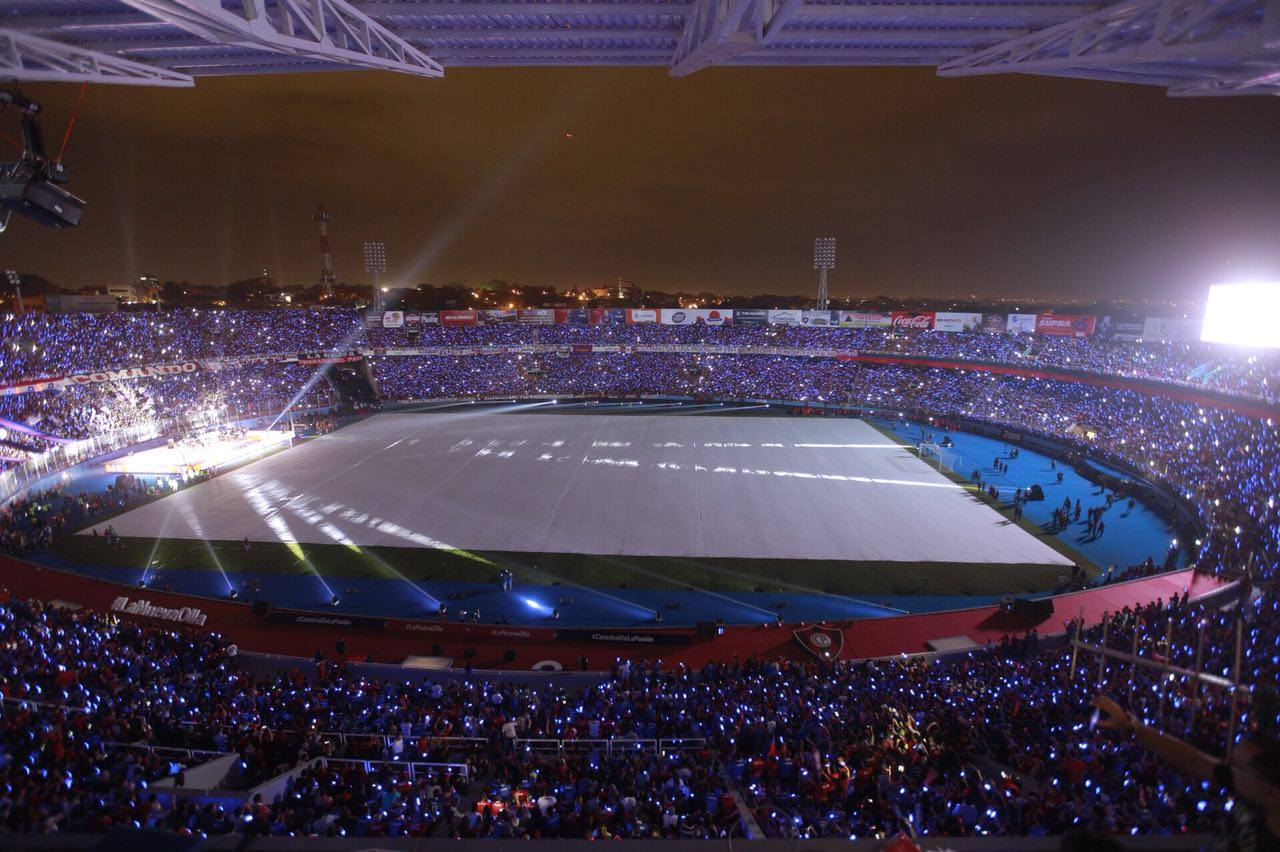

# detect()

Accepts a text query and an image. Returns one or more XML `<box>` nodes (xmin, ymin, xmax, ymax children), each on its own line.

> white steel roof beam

<box><xmin>0</xmin><ymin>27</ymin><xmax>194</xmax><ymax>85</ymax></box>
<box><xmin>792</xmin><ymin>3</ymin><xmax>1101</xmax><ymax>23</ymax></box>
<box><xmin>939</xmin><ymin>0</ymin><xmax>1279</xmax><ymax>75</ymax></box>
<box><xmin>769</xmin><ymin>28</ymin><xmax>1029</xmax><ymax>45</ymax></box>
<box><xmin>762</xmin><ymin>0</ymin><xmax>804</xmax><ymax>41</ymax></box>
<box><xmin>7</xmin><ymin>12</ymin><xmax>158</xmax><ymax>33</ymax></box>
<box><xmin>399</xmin><ymin>26</ymin><xmax>678</xmax><ymax>38</ymax></box>
<box><xmin>669</xmin><ymin>0</ymin><xmax>764</xmax><ymax>75</ymax></box>
<box><xmin>1168</xmin><ymin>62</ymin><xmax>1280</xmax><ymax>93</ymax></box>
<box><xmin>432</xmin><ymin>45</ymin><xmax>671</xmax><ymax>55</ymax></box>
<box><xmin>354</xmin><ymin>1</ymin><xmax>691</xmax><ymax>16</ymax></box>
<box><xmin>352</xmin><ymin>0</ymin><xmax>1100</xmax><ymax>23</ymax></box>
<box><xmin>119</xmin><ymin>0</ymin><xmax>444</xmax><ymax>76</ymax></box>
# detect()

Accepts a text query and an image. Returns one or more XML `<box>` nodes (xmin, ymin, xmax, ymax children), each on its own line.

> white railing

<box><xmin>0</xmin><ymin>420</ymin><xmax>167</xmax><ymax>504</ymax></box>
<box><xmin>325</xmin><ymin>756</ymin><xmax>470</xmax><ymax>782</ymax></box>
<box><xmin>514</xmin><ymin>737</ymin><xmax>706</xmax><ymax>754</ymax></box>
<box><xmin>178</xmin><ymin>722</ymin><xmax>704</xmax><ymax>759</ymax></box>
<box><xmin>99</xmin><ymin>740</ymin><xmax>232</xmax><ymax>763</ymax></box>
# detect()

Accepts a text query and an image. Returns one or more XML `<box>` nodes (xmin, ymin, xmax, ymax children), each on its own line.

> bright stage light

<box><xmin>1201</xmin><ymin>281</ymin><xmax>1280</xmax><ymax>348</ymax></box>
<box><xmin>105</xmin><ymin>429</ymin><xmax>293</xmax><ymax>476</ymax></box>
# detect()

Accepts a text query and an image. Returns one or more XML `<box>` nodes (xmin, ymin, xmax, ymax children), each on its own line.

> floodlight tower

<box><xmin>362</xmin><ymin>240</ymin><xmax>387</xmax><ymax>313</ymax></box>
<box><xmin>313</xmin><ymin>205</ymin><xmax>337</xmax><ymax>300</ymax></box>
<box><xmin>5</xmin><ymin>269</ymin><xmax>21</xmax><ymax>312</ymax></box>
<box><xmin>813</xmin><ymin>236</ymin><xmax>836</xmax><ymax>310</ymax></box>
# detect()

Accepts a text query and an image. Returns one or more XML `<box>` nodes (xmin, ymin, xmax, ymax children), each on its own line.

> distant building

<box><xmin>44</xmin><ymin>293</ymin><xmax>118</xmax><ymax>313</ymax></box>
<box><xmin>106</xmin><ymin>284</ymin><xmax>141</xmax><ymax>303</ymax></box>
<box><xmin>137</xmin><ymin>274</ymin><xmax>160</xmax><ymax>302</ymax></box>
<box><xmin>590</xmin><ymin>277</ymin><xmax>639</xmax><ymax>300</ymax></box>
<box><xmin>104</xmin><ymin>276</ymin><xmax>160</xmax><ymax>305</ymax></box>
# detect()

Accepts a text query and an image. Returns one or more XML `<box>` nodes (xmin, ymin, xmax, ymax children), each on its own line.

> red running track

<box><xmin>0</xmin><ymin>555</ymin><xmax>1227</xmax><ymax>671</ymax></box>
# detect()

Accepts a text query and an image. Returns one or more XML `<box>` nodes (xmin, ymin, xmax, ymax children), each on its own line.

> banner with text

<box><xmin>66</xmin><ymin>362</ymin><xmax>200</xmax><ymax>386</ymax></box>
<box><xmin>800</xmin><ymin>310</ymin><xmax>838</xmax><ymax>327</ymax></box>
<box><xmin>837</xmin><ymin>311</ymin><xmax>892</xmax><ymax>328</ymax></box>
<box><xmin>933</xmin><ymin>312</ymin><xmax>983</xmax><ymax>333</ymax></box>
<box><xmin>890</xmin><ymin>311</ymin><xmax>935</xmax><ymax>331</ymax></box>
<box><xmin>1035</xmin><ymin>314</ymin><xmax>1096</xmax><ymax>337</ymax></box>
<box><xmin>659</xmin><ymin>308</ymin><xmax>733</xmax><ymax>325</ymax></box>
<box><xmin>1142</xmin><ymin>317</ymin><xmax>1201</xmax><ymax>343</ymax></box>
<box><xmin>733</xmin><ymin>308</ymin><xmax>769</xmax><ymax>326</ymax></box>
<box><xmin>440</xmin><ymin>309</ymin><xmax>478</xmax><ymax>327</ymax></box>
<box><xmin>518</xmin><ymin>309</ymin><xmax>555</xmax><ymax>324</ymax></box>
<box><xmin>1006</xmin><ymin>314</ymin><xmax>1038</xmax><ymax>334</ymax></box>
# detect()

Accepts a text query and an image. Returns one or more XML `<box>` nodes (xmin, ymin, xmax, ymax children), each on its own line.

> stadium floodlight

<box><xmin>813</xmin><ymin>236</ymin><xmax>836</xmax><ymax>310</ymax></box>
<box><xmin>363</xmin><ymin>240</ymin><xmax>387</xmax><ymax>312</ymax></box>
<box><xmin>1201</xmin><ymin>281</ymin><xmax>1280</xmax><ymax>349</ymax></box>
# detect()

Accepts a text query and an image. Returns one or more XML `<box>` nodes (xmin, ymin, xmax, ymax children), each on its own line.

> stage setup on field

<box><xmin>104</xmin><ymin>428</ymin><xmax>294</xmax><ymax>477</ymax></box>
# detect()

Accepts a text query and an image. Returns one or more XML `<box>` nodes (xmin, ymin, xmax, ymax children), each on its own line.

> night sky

<box><xmin>7</xmin><ymin>68</ymin><xmax>1280</xmax><ymax>302</ymax></box>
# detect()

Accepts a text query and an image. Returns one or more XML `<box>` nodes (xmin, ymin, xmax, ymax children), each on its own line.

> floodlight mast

<box><xmin>813</xmin><ymin>236</ymin><xmax>836</xmax><ymax>310</ymax></box>
<box><xmin>314</xmin><ymin>205</ymin><xmax>336</xmax><ymax>300</ymax></box>
<box><xmin>5</xmin><ymin>269</ymin><xmax>21</xmax><ymax>312</ymax></box>
<box><xmin>362</xmin><ymin>240</ymin><xmax>388</xmax><ymax>313</ymax></box>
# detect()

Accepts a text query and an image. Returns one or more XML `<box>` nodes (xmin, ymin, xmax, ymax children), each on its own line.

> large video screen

<box><xmin>1201</xmin><ymin>282</ymin><xmax>1280</xmax><ymax>348</ymax></box>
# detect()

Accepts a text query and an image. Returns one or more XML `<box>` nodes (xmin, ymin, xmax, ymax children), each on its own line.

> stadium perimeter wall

<box><xmin>0</xmin><ymin>552</ymin><xmax>1227</xmax><ymax>670</ymax></box>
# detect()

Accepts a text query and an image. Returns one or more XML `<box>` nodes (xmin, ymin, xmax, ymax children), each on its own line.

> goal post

<box><xmin>915</xmin><ymin>441</ymin><xmax>959</xmax><ymax>476</ymax></box>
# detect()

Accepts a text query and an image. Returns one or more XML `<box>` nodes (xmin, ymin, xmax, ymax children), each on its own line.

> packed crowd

<box><xmin>367</xmin><ymin>321</ymin><xmax>1280</xmax><ymax>402</ymax></box>
<box><xmin>0</xmin><ymin>309</ymin><xmax>362</xmax><ymax>384</ymax></box>
<box><xmin>4</xmin><ymin>347</ymin><xmax>1279</xmax><ymax>590</ymax></box>
<box><xmin>0</xmin><ymin>588</ymin><xmax>1274</xmax><ymax>840</ymax></box>
<box><xmin>2</xmin><ymin>307</ymin><xmax>1276</xmax><ymax>473</ymax></box>
<box><xmin>1</xmin><ymin>309</ymin><xmax>1278</xmax><ymax>842</ymax></box>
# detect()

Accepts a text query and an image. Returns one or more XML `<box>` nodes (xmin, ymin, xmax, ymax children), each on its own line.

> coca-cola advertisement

<box><xmin>1035</xmin><ymin>314</ymin><xmax>1096</xmax><ymax>337</ymax></box>
<box><xmin>891</xmin><ymin>311</ymin><xmax>935</xmax><ymax>331</ymax></box>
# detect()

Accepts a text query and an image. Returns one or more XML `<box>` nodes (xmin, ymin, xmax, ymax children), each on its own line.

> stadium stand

<box><xmin>0</xmin><ymin>308</ymin><xmax>1277</xmax><ymax>845</ymax></box>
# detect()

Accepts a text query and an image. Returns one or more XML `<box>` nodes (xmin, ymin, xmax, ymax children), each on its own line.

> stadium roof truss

<box><xmin>2</xmin><ymin>0</ymin><xmax>1277</xmax><ymax>94</ymax></box>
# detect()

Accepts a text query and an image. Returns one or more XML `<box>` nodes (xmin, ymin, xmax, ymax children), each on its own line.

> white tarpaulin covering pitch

<box><xmin>93</xmin><ymin>411</ymin><xmax>1072</xmax><ymax>565</ymax></box>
